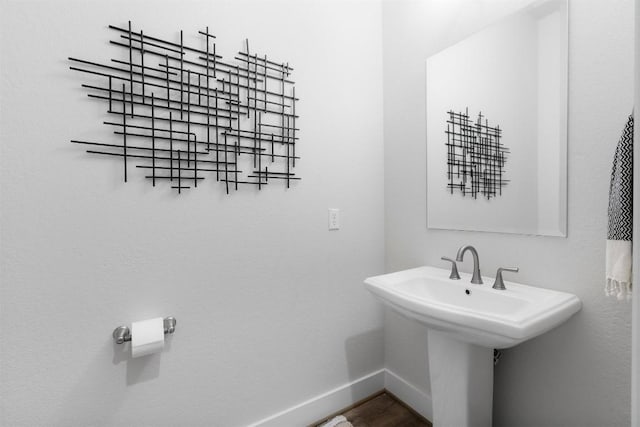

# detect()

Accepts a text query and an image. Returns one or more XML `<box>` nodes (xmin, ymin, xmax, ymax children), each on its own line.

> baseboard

<box><xmin>247</xmin><ymin>368</ymin><xmax>432</xmax><ymax>426</ymax></box>
<box><xmin>384</xmin><ymin>369</ymin><xmax>433</xmax><ymax>421</ymax></box>
<box><xmin>248</xmin><ymin>369</ymin><xmax>386</xmax><ymax>427</ymax></box>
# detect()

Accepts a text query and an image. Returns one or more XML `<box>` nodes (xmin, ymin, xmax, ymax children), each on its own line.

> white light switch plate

<box><xmin>328</xmin><ymin>208</ymin><xmax>340</xmax><ymax>230</ymax></box>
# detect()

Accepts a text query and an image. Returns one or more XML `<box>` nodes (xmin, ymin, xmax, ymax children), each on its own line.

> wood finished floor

<box><xmin>315</xmin><ymin>392</ymin><xmax>432</xmax><ymax>427</ymax></box>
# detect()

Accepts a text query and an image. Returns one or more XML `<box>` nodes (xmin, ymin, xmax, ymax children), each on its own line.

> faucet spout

<box><xmin>456</xmin><ymin>245</ymin><xmax>483</xmax><ymax>284</ymax></box>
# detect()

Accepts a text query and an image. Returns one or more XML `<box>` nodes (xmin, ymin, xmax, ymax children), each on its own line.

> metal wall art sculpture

<box><xmin>445</xmin><ymin>108</ymin><xmax>509</xmax><ymax>200</ymax></box>
<box><xmin>69</xmin><ymin>22</ymin><xmax>299</xmax><ymax>194</ymax></box>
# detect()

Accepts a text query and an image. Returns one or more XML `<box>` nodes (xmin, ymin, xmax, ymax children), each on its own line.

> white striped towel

<box><xmin>606</xmin><ymin>113</ymin><xmax>633</xmax><ymax>300</ymax></box>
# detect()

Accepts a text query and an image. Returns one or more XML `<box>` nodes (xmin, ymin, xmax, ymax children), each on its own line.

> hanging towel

<box><xmin>606</xmin><ymin>113</ymin><xmax>634</xmax><ymax>300</ymax></box>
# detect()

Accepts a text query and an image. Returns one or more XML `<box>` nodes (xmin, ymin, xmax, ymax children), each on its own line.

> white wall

<box><xmin>383</xmin><ymin>0</ymin><xmax>634</xmax><ymax>426</ymax></box>
<box><xmin>536</xmin><ymin>5</ymin><xmax>567</xmax><ymax>235</ymax></box>
<box><xmin>0</xmin><ymin>1</ymin><xmax>385</xmax><ymax>426</ymax></box>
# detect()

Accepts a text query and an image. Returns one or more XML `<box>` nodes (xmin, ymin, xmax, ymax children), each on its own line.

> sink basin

<box><xmin>365</xmin><ymin>266</ymin><xmax>581</xmax><ymax>348</ymax></box>
<box><xmin>365</xmin><ymin>265</ymin><xmax>581</xmax><ymax>426</ymax></box>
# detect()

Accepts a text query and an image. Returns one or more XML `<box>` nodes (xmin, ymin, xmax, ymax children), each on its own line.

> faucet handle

<box><xmin>441</xmin><ymin>257</ymin><xmax>461</xmax><ymax>280</ymax></box>
<box><xmin>493</xmin><ymin>267</ymin><xmax>519</xmax><ymax>290</ymax></box>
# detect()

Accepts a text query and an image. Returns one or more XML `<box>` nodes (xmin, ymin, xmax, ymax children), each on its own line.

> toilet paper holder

<box><xmin>112</xmin><ymin>317</ymin><xmax>177</xmax><ymax>344</ymax></box>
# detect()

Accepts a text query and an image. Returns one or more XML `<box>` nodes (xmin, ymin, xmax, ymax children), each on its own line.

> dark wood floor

<box><xmin>315</xmin><ymin>392</ymin><xmax>432</xmax><ymax>427</ymax></box>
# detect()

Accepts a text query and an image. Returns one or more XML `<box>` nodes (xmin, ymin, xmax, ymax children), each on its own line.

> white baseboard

<box><xmin>384</xmin><ymin>369</ymin><xmax>433</xmax><ymax>421</ymax></box>
<box><xmin>247</xmin><ymin>368</ymin><xmax>432</xmax><ymax>427</ymax></box>
<box><xmin>248</xmin><ymin>369</ymin><xmax>385</xmax><ymax>427</ymax></box>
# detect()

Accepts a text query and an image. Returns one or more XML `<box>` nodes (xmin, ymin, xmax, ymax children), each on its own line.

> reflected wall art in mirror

<box><xmin>426</xmin><ymin>0</ymin><xmax>568</xmax><ymax>236</ymax></box>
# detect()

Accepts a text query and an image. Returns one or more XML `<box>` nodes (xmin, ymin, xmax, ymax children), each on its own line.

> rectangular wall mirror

<box><xmin>426</xmin><ymin>0</ymin><xmax>568</xmax><ymax>236</ymax></box>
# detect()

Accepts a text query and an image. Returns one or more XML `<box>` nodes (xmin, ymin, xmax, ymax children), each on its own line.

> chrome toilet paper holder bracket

<box><xmin>112</xmin><ymin>317</ymin><xmax>177</xmax><ymax>344</ymax></box>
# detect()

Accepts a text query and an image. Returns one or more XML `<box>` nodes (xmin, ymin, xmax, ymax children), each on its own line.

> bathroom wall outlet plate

<box><xmin>328</xmin><ymin>209</ymin><xmax>340</xmax><ymax>230</ymax></box>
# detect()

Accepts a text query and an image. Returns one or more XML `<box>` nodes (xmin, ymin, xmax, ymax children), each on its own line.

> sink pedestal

<box><xmin>365</xmin><ymin>266</ymin><xmax>582</xmax><ymax>426</ymax></box>
<box><xmin>427</xmin><ymin>330</ymin><xmax>493</xmax><ymax>427</ymax></box>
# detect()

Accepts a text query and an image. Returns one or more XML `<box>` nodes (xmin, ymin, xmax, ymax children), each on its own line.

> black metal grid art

<box><xmin>69</xmin><ymin>22</ymin><xmax>299</xmax><ymax>194</ymax></box>
<box><xmin>445</xmin><ymin>108</ymin><xmax>509</xmax><ymax>199</ymax></box>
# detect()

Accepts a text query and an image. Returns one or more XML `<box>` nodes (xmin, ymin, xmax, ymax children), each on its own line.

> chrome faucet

<box><xmin>492</xmin><ymin>267</ymin><xmax>519</xmax><ymax>290</ymax></box>
<box><xmin>441</xmin><ymin>257</ymin><xmax>461</xmax><ymax>280</ymax></box>
<box><xmin>456</xmin><ymin>245</ymin><xmax>483</xmax><ymax>284</ymax></box>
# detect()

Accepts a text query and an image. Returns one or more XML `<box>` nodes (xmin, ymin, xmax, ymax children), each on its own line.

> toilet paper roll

<box><xmin>131</xmin><ymin>317</ymin><xmax>165</xmax><ymax>358</ymax></box>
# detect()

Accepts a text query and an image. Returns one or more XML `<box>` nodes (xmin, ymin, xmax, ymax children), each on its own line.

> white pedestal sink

<box><xmin>364</xmin><ymin>266</ymin><xmax>581</xmax><ymax>427</ymax></box>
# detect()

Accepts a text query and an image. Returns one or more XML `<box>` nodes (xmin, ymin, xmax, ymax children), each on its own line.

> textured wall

<box><xmin>382</xmin><ymin>0</ymin><xmax>634</xmax><ymax>426</ymax></box>
<box><xmin>0</xmin><ymin>1</ymin><xmax>385</xmax><ymax>426</ymax></box>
